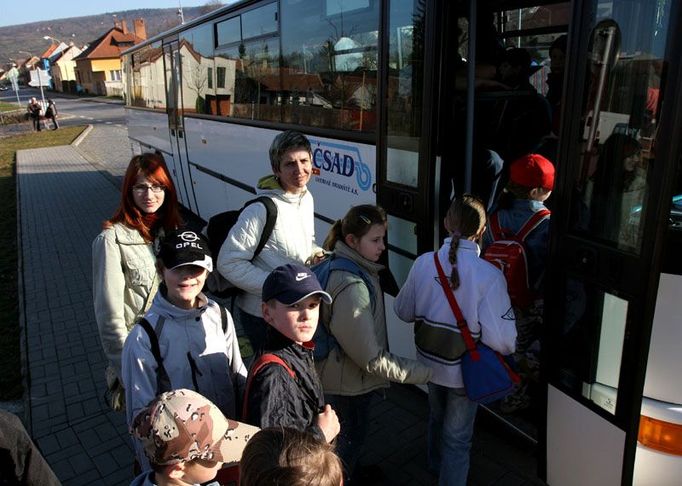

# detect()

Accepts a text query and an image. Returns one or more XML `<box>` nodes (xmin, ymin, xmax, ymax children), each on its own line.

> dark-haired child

<box><xmin>244</xmin><ymin>263</ymin><xmax>340</xmax><ymax>444</ymax></box>
<box><xmin>240</xmin><ymin>427</ymin><xmax>343</xmax><ymax>486</ymax></box>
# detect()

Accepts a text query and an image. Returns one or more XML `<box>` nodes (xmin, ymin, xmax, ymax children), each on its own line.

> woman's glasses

<box><xmin>132</xmin><ymin>184</ymin><xmax>165</xmax><ymax>195</ymax></box>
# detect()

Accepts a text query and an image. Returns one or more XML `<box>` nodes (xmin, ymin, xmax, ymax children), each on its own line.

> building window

<box><xmin>217</xmin><ymin>66</ymin><xmax>226</xmax><ymax>88</ymax></box>
<box><xmin>110</xmin><ymin>70</ymin><xmax>122</xmax><ymax>81</ymax></box>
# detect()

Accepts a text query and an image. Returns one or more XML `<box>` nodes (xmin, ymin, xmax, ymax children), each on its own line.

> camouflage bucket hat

<box><xmin>131</xmin><ymin>389</ymin><xmax>259</xmax><ymax>465</ymax></box>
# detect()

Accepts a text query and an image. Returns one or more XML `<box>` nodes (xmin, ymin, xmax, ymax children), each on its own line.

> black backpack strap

<box><xmin>250</xmin><ymin>196</ymin><xmax>278</xmax><ymax>259</ymax></box>
<box><xmin>138</xmin><ymin>317</ymin><xmax>171</xmax><ymax>395</ymax></box>
<box><xmin>220</xmin><ymin>305</ymin><xmax>228</xmax><ymax>333</ymax></box>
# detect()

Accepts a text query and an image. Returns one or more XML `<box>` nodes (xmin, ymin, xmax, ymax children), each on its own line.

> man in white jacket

<box><xmin>217</xmin><ymin>131</ymin><xmax>323</xmax><ymax>353</ymax></box>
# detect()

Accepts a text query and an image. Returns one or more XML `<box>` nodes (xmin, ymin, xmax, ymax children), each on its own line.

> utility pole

<box><xmin>178</xmin><ymin>1</ymin><xmax>185</xmax><ymax>24</ymax></box>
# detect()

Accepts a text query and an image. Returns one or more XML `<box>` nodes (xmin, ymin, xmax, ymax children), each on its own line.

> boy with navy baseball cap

<box><xmin>243</xmin><ymin>263</ymin><xmax>340</xmax><ymax>444</ymax></box>
<box><xmin>122</xmin><ymin>230</ymin><xmax>247</xmax><ymax>468</ymax></box>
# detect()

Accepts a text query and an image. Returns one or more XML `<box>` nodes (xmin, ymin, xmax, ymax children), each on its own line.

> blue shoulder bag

<box><xmin>433</xmin><ymin>253</ymin><xmax>519</xmax><ymax>404</ymax></box>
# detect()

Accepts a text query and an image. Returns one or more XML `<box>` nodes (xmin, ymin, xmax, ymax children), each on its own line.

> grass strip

<box><xmin>0</xmin><ymin>125</ymin><xmax>87</xmax><ymax>400</ymax></box>
<box><xmin>0</xmin><ymin>101</ymin><xmax>23</xmax><ymax>113</ymax></box>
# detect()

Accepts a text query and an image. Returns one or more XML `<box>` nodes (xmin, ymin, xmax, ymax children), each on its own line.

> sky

<box><xmin>0</xmin><ymin>1</ymin><xmax>218</xmax><ymax>28</ymax></box>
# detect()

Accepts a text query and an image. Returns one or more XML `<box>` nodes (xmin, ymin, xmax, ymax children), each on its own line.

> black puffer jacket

<box><xmin>245</xmin><ymin>328</ymin><xmax>325</xmax><ymax>441</ymax></box>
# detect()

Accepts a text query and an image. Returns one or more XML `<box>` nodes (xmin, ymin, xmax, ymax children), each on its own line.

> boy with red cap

<box><xmin>483</xmin><ymin>153</ymin><xmax>555</xmax><ymax>413</ymax></box>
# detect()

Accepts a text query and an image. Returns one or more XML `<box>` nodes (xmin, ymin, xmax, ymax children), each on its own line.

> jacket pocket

<box><xmin>124</xmin><ymin>256</ymin><xmax>155</xmax><ymax>287</ymax></box>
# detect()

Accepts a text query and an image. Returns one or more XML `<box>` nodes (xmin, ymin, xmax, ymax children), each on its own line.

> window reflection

<box><xmin>280</xmin><ymin>0</ymin><xmax>379</xmax><ymax>132</ymax></box>
<box><xmin>571</xmin><ymin>0</ymin><xmax>672</xmax><ymax>252</ymax></box>
<box><xmin>384</xmin><ymin>0</ymin><xmax>425</xmax><ymax>187</ymax></box>
<box><xmin>180</xmin><ymin>24</ymin><xmax>215</xmax><ymax>115</ymax></box>
<box><xmin>215</xmin><ymin>37</ymin><xmax>280</xmax><ymax>121</ymax></box>
<box><xmin>128</xmin><ymin>43</ymin><xmax>166</xmax><ymax>110</ymax></box>
<box><xmin>241</xmin><ymin>3</ymin><xmax>277</xmax><ymax>39</ymax></box>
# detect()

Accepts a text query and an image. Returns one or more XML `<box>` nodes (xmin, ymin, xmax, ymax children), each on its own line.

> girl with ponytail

<box><xmin>317</xmin><ymin>204</ymin><xmax>432</xmax><ymax>482</ymax></box>
<box><xmin>394</xmin><ymin>195</ymin><xmax>516</xmax><ymax>486</ymax></box>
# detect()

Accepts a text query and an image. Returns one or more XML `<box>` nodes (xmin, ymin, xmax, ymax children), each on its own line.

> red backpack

<box><xmin>483</xmin><ymin>209</ymin><xmax>551</xmax><ymax>309</ymax></box>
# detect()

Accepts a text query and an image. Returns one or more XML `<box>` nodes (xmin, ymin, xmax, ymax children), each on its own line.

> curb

<box><xmin>15</xmin><ymin>150</ymin><xmax>30</xmax><ymax>429</ymax></box>
<box><xmin>72</xmin><ymin>124</ymin><xmax>93</xmax><ymax>146</ymax></box>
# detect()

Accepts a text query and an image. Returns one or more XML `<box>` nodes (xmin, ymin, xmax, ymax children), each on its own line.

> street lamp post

<box><xmin>43</xmin><ymin>35</ymin><xmax>61</xmax><ymax>44</ymax></box>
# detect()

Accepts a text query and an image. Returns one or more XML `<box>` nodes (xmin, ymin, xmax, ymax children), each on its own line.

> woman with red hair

<box><xmin>92</xmin><ymin>153</ymin><xmax>182</xmax><ymax>410</ymax></box>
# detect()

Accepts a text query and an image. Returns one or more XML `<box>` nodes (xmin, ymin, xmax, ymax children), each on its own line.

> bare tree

<box><xmin>199</xmin><ymin>1</ymin><xmax>224</xmax><ymax>15</ymax></box>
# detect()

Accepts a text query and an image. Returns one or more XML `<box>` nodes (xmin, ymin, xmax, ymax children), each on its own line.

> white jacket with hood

<box><xmin>217</xmin><ymin>175</ymin><xmax>321</xmax><ymax>317</ymax></box>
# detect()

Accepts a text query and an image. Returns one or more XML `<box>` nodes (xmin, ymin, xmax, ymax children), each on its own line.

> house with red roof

<box><xmin>74</xmin><ymin>19</ymin><xmax>146</xmax><ymax>96</ymax></box>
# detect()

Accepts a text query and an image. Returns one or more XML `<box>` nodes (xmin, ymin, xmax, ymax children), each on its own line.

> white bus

<box><xmin>122</xmin><ymin>0</ymin><xmax>682</xmax><ymax>484</ymax></box>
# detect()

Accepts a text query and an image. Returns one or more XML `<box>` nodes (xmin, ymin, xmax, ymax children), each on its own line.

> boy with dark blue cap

<box><xmin>243</xmin><ymin>263</ymin><xmax>340</xmax><ymax>444</ymax></box>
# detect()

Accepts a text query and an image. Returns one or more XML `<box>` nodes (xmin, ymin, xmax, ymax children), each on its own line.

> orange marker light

<box><xmin>638</xmin><ymin>415</ymin><xmax>682</xmax><ymax>456</ymax></box>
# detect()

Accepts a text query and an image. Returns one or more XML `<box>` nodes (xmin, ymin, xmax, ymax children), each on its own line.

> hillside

<box><xmin>0</xmin><ymin>4</ymin><xmax>224</xmax><ymax>64</ymax></box>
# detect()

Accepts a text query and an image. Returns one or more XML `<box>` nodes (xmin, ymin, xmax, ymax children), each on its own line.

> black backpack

<box><xmin>205</xmin><ymin>196</ymin><xmax>278</xmax><ymax>297</ymax></box>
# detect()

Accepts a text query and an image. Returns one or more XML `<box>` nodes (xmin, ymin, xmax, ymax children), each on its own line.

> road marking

<box><xmin>105</xmin><ymin>122</ymin><xmax>112</xmax><ymax>124</ymax></box>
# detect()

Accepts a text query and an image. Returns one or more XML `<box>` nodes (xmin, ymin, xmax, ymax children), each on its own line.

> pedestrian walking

<box><xmin>27</xmin><ymin>97</ymin><xmax>42</xmax><ymax>132</ymax></box>
<box><xmin>45</xmin><ymin>98</ymin><xmax>59</xmax><ymax>130</ymax></box>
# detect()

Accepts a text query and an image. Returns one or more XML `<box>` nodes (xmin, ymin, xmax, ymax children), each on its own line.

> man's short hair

<box><xmin>269</xmin><ymin>130</ymin><xmax>312</xmax><ymax>172</ymax></box>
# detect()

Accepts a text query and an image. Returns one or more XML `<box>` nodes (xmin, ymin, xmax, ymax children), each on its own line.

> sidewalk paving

<box><xmin>17</xmin><ymin>145</ymin><xmax>134</xmax><ymax>485</ymax></box>
<box><xmin>15</xmin><ymin>135</ymin><xmax>545</xmax><ymax>485</ymax></box>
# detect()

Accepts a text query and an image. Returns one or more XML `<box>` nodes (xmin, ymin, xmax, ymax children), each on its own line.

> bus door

<box><xmin>376</xmin><ymin>0</ymin><xmax>442</xmax><ymax>358</ymax></box>
<box><xmin>163</xmin><ymin>40</ymin><xmax>197</xmax><ymax>212</ymax></box>
<box><xmin>543</xmin><ymin>0</ymin><xmax>680</xmax><ymax>484</ymax></box>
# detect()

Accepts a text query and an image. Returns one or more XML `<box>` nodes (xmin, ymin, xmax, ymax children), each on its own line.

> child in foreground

<box><xmin>395</xmin><ymin>194</ymin><xmax>516</xmax><ymax>486</ymax></box>
<box><xmin>240</xmin><ymin>427</ymin><xmax>343</xmax><ymax>486</ymax></box>
<box><xmin>316</xmin><ymin>205</ymin><xmax>432</xmax><ymax>481</ymax></box>
<box><xmin>129</xmin><ymin>388</ymin><xmax>259</xmax><ymax>486</ymax></box>
<box><xmin>244</xmin><ymin>263</ymin><xmax>340</xmax><ymax>444</ymax></box>
<box><xmin>122</xmin><ymin>230</ymin><xmax>247</xmax><ymax>466</ymax></box>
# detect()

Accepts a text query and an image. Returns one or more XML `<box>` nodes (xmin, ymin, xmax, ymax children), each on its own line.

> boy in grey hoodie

<box><xmin>122</xmin><ymin>230</ymin><xmax>247</xmax><ymax>467</ymax></box>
